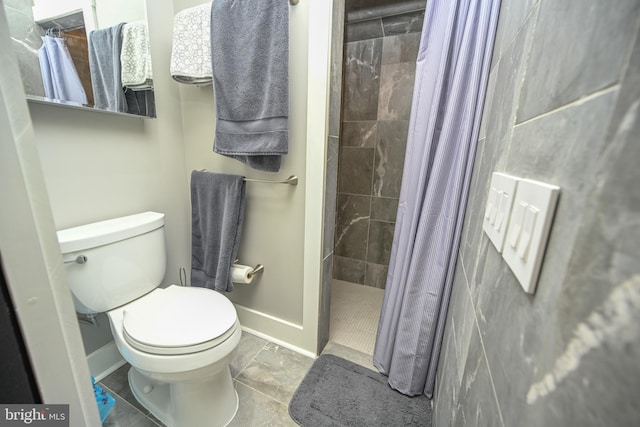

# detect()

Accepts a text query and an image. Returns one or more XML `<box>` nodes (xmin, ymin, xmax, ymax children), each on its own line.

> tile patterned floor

<box><xmin>99</xmin><ymin>331</ymin><xmax>375</xmax><ymax>426</ymax></box>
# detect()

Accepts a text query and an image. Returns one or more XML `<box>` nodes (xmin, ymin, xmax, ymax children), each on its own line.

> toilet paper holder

<box><xmin>234</xmin><ymin>260</ymin><xmax>264</xmax><ymax>276</ymax></box>
<box><xmin>250</xmin><ymin>264</ymin><xmax>264</xmax><ymax>275</ymax></box>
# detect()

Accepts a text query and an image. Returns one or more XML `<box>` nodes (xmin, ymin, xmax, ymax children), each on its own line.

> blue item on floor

<box><xmin>92</xmin><ymin>377</ymin><xmax>116</xmax><ymax>423</ymax></box>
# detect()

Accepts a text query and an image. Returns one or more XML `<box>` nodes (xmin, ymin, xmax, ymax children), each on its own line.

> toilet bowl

<box><xmin>57</xmin><ymin>212</ymin><xmax>241</xmax><ymax>427</ymax></box>
<box><xmin>108</xmin><ymin>285</ymin><xmax>241</xmax><ymax>427</ymax></box>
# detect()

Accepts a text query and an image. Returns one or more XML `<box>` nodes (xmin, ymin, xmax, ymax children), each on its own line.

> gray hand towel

<box><xmin>210</xmin><ymin>0</ymin><xmax>289</xmax><ymax>172</ymax></box>
<box><xmin>88</xmin><ymin>23</ymin><xmax>127</xmax><ymax>113</ymax></box>
<box><xmin>191</xmin><ymin>170</ymin><xmax>246</xmax><ymax>292</ymax></box>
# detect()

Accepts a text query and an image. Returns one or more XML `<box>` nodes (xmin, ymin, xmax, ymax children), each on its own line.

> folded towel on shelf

<box><xmin>190</xmin><ymin>170</ymin><xmax>246</xmax><ymax>293</ymax></box>
<box><xmin>211</xmin><ymin>0</ymin><xmax>289</xmax><ymax>172</ymax></box>
<box><xmin>121</xmin><ymin>21</ymin><xmax>153</xmax><ymax>90</ymax></box>
<box><xmin>125</xmin><ymin>88</ymin><xmax>155</xmax><ymax>117</ymax></box>
<box><xmin>89</xmin><ymin>23</ymin><xmax>127</xmax><ymax>112</ymax></box>
<box><xmin>170</xmin><ymin>3</ymin><xmax>213</xmax><ymax>85</ymax></box>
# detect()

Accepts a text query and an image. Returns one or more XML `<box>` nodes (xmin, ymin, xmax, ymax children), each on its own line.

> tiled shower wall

<box><xmin>333</xmin><ymin>4</ymin><xmax>424</xmax><ymax>288</ymax></box>
<box><xmin>434</xmin><ymin>0</ymin><xmax>640</xmax><ymax>425</ymax></box>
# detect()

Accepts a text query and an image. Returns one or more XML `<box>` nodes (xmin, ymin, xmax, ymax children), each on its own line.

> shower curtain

<box><xmin>38</xmin><ymin>35</ymin><xmax>88</xmax><ymax>105</ymax></box>
<box><xmin>373</xmin><ymin>0</ymin><xmax>501</xmax><ymax>398</ymax></box>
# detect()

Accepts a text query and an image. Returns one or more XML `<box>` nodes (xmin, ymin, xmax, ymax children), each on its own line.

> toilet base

<box><xmin>128</xmin><ymin>366</ymin><xmax>239</xmax><ymax>427</ymax></box>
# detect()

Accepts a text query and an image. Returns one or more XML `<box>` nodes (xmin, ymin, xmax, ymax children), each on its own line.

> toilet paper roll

<box><xmin>231</xmin><ymin>264</ymin><xmax>254</xmax><ymax>284</ymax></box>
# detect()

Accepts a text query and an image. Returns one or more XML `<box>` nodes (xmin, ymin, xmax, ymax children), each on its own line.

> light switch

<box><xmin>515</xmin><ymin>205</ymin><xmax>538</xmax><ymax>261</ymax></box>
<box><xmin>494</xmin><ymin>191</ymin><xmax>509</xmax><ymax>231</ymax></box>
<box><xmin>483</xmin><ymin>173</ymin><xmax>518</xmax><ymax>252</ymax></box>
<box><xmin>508</xmin><ymin>201</ymin><xmax>527</xmax><ymax>249</ymax></box>
<box><xmin>485</xmin><ymin>187</ymin><xmax>498</xmax><ymax>223</ymax></box>
<box><xmin>502</xmin><ymin>179</ymin><xmax>560</xmax><ymax>294</ymax></box>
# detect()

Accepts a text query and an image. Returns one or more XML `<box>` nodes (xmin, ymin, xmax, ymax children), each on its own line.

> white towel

<box><xmin>170</xmin><ymin>3</ymin><xmax>212</xmax><ymax>85</ymax></box>
<box><xmin>120</xmin><ymin>21</ymin><xmax>153</xmax><ymax>90</ymax></box>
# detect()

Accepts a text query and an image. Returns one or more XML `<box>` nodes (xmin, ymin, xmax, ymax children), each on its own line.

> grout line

<box><xmin>460</xmin><ymin>251</ymin><xmax>470</xmax><ymax>292</ymax></box>
<box><xmin>233</xmin><ymin>378</ymin><xmax>292</xmax><ymax>407</ymax></box>
<box><xmin>99</xmin><ymin>383</ymin><xmax>163</xmax><ymax>426</ymax></box>
<box><xmin>347</xmin><ymin>8</ymin><xmax>426</xmax><ymax>26</ymax></box>
<box><xmin>364</xmin><ymin>127</ymin><xmax>379</xmax><ymax>286</ymax></box>
<box><xmin>233</xmin><ymin>338</ymin><xmax>270</xmax><ymax>379</ymax></box>
<box><xmin>471</xmin><ymin>310</ymin><xmax>506</xmax><ymax>427</ymax></box>
<box><xmin>463</xmin><ymin>259</ymin><xmax>506</xmax><ymax>427</ymax></box>
<box><xmin>514</xmin><ymin>84</ymin><xmax>620</xmax><ymax>129</ymax></box>
<box><xmin>338</xmin><ymin>190</ymin><xmax>399</xmax><ymax>200</ymax></box>
<box><xmin>450</xmin><ymin>318</ymin><xmax>461</xmax><ymax>383</ymax></box>
<box><xmin>617</xmin><ymin>9</ymin><xmax>640</xmax><ymax>84</ymax></box>
<box><xmin>144</xmin><ymin>414</ymin><xmax>165</xmax><ymax>427</ymax></box>
<box><xmin>499</xmin><ymin>2</ymin><xmax>541</xmax><ymax>172</ymax></box>
<box><xmin>341</xmin><ymin>119</ymin><xmax>378</xmax><ymax>124</ymax></box>
<box><xmin>496</xmin><ymin>1</ymin><xmax>541</xmax><ymax>69</ymax></box>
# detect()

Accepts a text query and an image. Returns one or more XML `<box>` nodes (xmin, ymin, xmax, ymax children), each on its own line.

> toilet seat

<box><xmin>122</xmin><ymin>285</ymin><xmax>237</xmax><ymax>356</ymax></box>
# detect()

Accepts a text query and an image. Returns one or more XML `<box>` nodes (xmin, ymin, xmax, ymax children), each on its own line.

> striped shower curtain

<box><xmin>373</xmin><ymin>0</ymin><xmax>501</xmax><ymax>398</ymax></box>
<box><xmin>38</xmin><ymin>35</ymin><xmax>88</xmax><ymax>105</ymax></box>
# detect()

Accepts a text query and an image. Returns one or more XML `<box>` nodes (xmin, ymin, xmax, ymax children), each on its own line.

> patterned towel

<box><xmin>170</xmin><ymin>3</ymin><xmax>212</xmax><ymax>85</ymax></box>
<box><xmin>120</xmin><ymin>21</ymin><xmax>153</xmax><ymax>90</ymax></box>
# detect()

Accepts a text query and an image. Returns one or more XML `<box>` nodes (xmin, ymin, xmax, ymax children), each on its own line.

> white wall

<box><xmin>22</xmin><ymin>0</ymin><xmax>332</xmax><ymax>359</ymax></box>
<box><xmin>174</xmin><ymin>0</ymin><xmax>332</xmax><ymax>354</ymax></box>
<box><xmin>0</xmin><ymin>3</ymin><xmax>100</xmax><ymax>424</ymax></box>
<box><xmin>31</xmin><ymin>0</ymin><xmax>146</xmax><ymax>38</ymax></box>
<box><xmin>94</xmin><ymin>0</ymin><xmax>146</xmax><ymax>28</ymax></box>
<box><xmin>29</xmin><ymin>2</ymin><xmax>191</xmax><ymax>283</ymax></box>
<box><xmin>27</xmin><ymin>1</ymin><xmax>192</xmax><ymax>353</ymax></box>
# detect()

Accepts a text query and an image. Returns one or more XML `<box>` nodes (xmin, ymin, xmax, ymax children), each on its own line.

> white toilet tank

<box><xmin>57</xmin><ymin>211</ymin><xmax>167</xmax><ymax>314</ymax></box>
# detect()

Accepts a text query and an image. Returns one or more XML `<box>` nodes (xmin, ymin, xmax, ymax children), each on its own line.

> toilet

<box><xmin>57</xmin><ymin>211</ymin><xmax>241</xmax><ymax>427</ymax></box>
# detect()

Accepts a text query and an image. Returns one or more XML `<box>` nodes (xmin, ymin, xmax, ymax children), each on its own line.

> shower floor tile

<box><xmin>329</xmin><ymin>279</ymin><xmax>385</xmax><ymax>355</ymax></box>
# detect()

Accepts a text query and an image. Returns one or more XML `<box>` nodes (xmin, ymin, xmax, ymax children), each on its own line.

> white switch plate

<box><xmin>502</xmin><ymin>179</ymin><xmax>560</xmax><ymax>294</ymax></box>
<box><xmin>482</xmin><ymin>172</ymin><xmax>518</xmax><ymax>252</ymax></box>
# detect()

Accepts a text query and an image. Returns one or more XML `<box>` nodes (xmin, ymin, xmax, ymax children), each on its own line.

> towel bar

<box><xmin>199</xmin><ymin>170</ymin><xmax>298</xmax><ymax>186</ymax></box>
<box><xmin>244</xmin><ymin>175</ymin><xmax>298</xmax><ymax>186</ymax></box>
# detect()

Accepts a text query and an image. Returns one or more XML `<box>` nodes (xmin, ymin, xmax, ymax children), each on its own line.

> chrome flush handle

<box><xmin>64</xmin><ymin>255</ymin><xmax>88</xmax><ymax>264</ymax></box>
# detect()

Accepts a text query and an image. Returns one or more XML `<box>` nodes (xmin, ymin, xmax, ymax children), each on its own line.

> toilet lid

<box><xmin>122</xmin><ymin>285</ymin><xmax>237</xmax><ymax>355</ymax></box>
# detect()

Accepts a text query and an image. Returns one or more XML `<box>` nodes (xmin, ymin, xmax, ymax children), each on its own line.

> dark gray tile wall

<box><xmin>381</xmin><ymin>10</ymin><xmax>425</xmax><ymax>37</ymax></box>
<box><xmin>434</xmin><ymin>1</ymin><xmax>640</xmax><ymax>426</ymax></box>
<box><xmin>343</xmin><ymin>38</ymin><xmax>383</xmax><ymax>120</ymax></box>
<box><xmin>334</xmin><ymin>4</ymin><xmax>423</xmax><ymax>288</ymax></box>
<box><xmin>346</xmin><ymin>19</ymin><xmax>384</xmax><ymax>42</ymax></box>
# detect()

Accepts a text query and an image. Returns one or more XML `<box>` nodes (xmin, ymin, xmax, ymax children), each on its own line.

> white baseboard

<box><xmin>240</xmin><ymin>325</ymin><xmax>317</xmax><ymax>359</ymax></box>
<box><xmin>86</xmin><ymin>341</ymin><xmax>126</xmax><ymax>382</ymax></box>
<box><xmin>234</xmin><ymin>304</ymin><xmax>317</xmax><ymax>358</ymax></box>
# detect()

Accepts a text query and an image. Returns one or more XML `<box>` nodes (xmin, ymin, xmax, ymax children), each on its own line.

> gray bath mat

<box><xmin>289</xmin><ymin>354</ymin><xmax>432</xmax><ymax>426</ymax></box>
